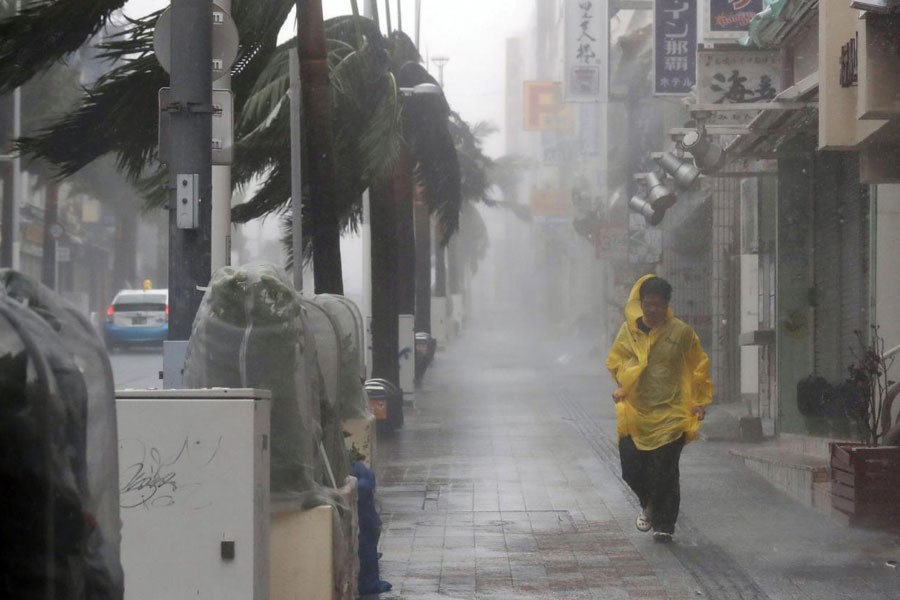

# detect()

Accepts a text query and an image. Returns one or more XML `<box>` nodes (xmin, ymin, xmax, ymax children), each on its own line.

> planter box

<box><xmin>830</xmin><ymin>442</ymin><xmax>900</xmax><ymax>530</ymax></box>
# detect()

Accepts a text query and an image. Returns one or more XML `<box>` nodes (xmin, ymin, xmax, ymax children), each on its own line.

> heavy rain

<box><xmin>1</xmin><ymin>1</ymin><xmax>899</xmax><ymax>599</ymax></box>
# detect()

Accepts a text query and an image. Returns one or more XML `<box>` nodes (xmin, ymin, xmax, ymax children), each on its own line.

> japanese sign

<box><xmin>697</xmin><ymin>49</ymin><xmax>782</xmax><ymax>124</ymax></box>
<box><xmin>523</xmin><ymin>81</ymin><xmax>569</xmax><ymax>131</ymax></box>
<box><xmin>654</xmin><ymin>0</ymin><xmax>697</xmax><ymax>96</ymax></box>
<box><xmin>564</xmin><ymin>0</ymin><xmax>609</xmax><ymax>102</ymax></box>
<box><xmin>703</xmin><ymin>0</ymin><xmax>763</xmax><ymax>41</ymax></box>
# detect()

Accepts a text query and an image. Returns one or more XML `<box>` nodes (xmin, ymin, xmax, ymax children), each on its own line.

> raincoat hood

<box><xmin>625</xmin><ymin>273</ymin><xmax>674</xmax><ymax>334</ymax></box>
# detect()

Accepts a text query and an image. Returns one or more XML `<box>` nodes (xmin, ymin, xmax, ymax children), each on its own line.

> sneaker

<box><xmin>652</xmin><ymin>531</ymin><xmax>673</xmax><ymax>543</ymax></box>
<box><xmin>635</xmin><ymin>511</ymin><xmax>652</xmax><ymax>532</ymax></box>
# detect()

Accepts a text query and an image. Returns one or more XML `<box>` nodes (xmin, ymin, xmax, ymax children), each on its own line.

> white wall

<box><xmin>876</xmin><ymin>185</ymin><xmax>900</xmax><ymax>413</ymax></box>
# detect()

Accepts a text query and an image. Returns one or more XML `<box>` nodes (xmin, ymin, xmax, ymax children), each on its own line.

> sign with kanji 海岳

<box><xmin>704</xmin><ymin>0</ymin><xmax>763</xmax><ymax>40</ymax></box>
<box><xmin>654</xmin><ymin>0</ymin><xmax>697</xmax><ymax>96</ymax></box>
<box><xmin>564</xmin><ymin>0</ymin><xmax>609</xmax><ymax>102</ymax></box>
<box><xmin>696</xmin><ymin>49</ymin><xmax>782</xmax><ymax>124</ymax></box>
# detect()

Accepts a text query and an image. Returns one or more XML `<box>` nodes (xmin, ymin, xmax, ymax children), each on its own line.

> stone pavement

<box><xmin>370</xmin><ymin>316</ymin><xmax>900</xmax><ymax>600</ymax></box>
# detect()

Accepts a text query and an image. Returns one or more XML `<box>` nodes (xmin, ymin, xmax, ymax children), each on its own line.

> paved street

<box><xmin>371</xmin><ymin>314</ymin><xmax>900</xmax><ymax>600</ymax></box>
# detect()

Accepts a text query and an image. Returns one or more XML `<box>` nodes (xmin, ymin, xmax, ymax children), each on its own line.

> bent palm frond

<box><xmin>0</xmin><ymin>0</ymin><xmax>127</xmax><ymax>93</ymax></box>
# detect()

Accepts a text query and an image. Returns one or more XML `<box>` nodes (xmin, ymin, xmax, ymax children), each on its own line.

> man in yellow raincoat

<box><xmin>606</xmin><ymin>275</ymin><xmax>713</xmax><ymax>543</ymax></box>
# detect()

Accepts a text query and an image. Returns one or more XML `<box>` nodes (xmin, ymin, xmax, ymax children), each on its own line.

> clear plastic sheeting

<box><xmin>312</xmin><ymin>294</ymin><xmax>369</xmax><ymax>419</ymax></box>
<box><xmin>0</xmin><ymin>269</ymin><xmax>123</xmax><ymax>599</ymax></box>
<box><xmin>183</xmin><ymin>263</ymin><xmax>351</xmax><ymax>501</ymax></box>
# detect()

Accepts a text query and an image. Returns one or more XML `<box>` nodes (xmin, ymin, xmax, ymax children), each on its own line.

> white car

<box><xmin>102</xmin><ymin>288</ymin><xmax>169</xmax><ymax>350</ymax></box>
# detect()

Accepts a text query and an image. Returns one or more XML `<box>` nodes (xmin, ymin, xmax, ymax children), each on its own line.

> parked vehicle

<box><xmin>103</xmin><ymin>288</ymin><xmax>168</xmax><ymax>351</ymax></box>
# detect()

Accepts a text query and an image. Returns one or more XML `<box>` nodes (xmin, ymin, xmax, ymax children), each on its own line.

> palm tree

<box><xmin>0</xmin><ymin>3</ymin><xmax>469</xmax><ymax>384</ymax></box>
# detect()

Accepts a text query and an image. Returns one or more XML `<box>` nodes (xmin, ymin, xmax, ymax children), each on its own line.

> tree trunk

<box><xmin>413</xmin><ymin>184</ymin><xmax>430</xmax><ymax>332</ymax></box>
<box><xmin>370</xmin><ymin>177</ymin><xmax>399</xmax><ymax>385</ymax></box>
<box><xmin>297</xmin><ymin>0</ymin><xmax>343</xmax><ymax>295</ymax></box>
<box><xmin>40</xmin><ymin>183</ymin><xmax>58</xmax><ymax>289</ymax></box>
<box><xmin>447</xmin><ymin>235</ymin><xmax>462</xmax><ymax>295</ymax></box>
<box><xmin>434</xmin><ymin>222</ymin><xmax>446</xmax><ymax>297</ymax></box>
<box><xmin>396</xmin><ymin>153</ymin><xmax>414</xmax><ymax>316</ymax></box>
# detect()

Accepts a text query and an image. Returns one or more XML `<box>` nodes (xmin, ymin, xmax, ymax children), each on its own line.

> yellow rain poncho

<box><xmin>606</xmin><ymin>274</ymin><xmax>713</xmax><ymax>450</ymax></box>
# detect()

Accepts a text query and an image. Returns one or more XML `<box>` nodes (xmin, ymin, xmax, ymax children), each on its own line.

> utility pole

<box><xmin>167</xmin><ymin>0</ymin><xmax>213</xmax><ymax>341</ymax></box>
<box><xmin>211</xmin><ymin>0</ymin><xmax>232</xmax><ymax>274</ymax></box>
<box><xmin>1</xmin><ymin>0</ymin><xmax>21</xmax><ymax>271</ymax></box>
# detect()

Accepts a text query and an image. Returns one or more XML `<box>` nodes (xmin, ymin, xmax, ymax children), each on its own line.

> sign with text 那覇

<box><xmin>703</xmin><ymin>0</ymin><xmax>763</xmax><ymax>41</ymax></box>
<box><xmin>654</xmin><ymin>0</ymin><xmax>697</xmax><ymax>96</ymax></box>
<box><xmin>564</xmin><ymin>0</ymin><xmax>609</xmax><ymax>102</ymax></box>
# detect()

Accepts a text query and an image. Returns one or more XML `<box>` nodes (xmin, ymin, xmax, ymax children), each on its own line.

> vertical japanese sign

<box><xmin>564</xmin><ymin>0</ymin><xmax>609</xmax><ymax>102</ymax></box>
<box><xmin>703</xmin><ymin>0</ymin><xmax>763</xmax><ymax>41</ymax></box>
<box><xmin>654</xmin><ymin>0</ymin><xmax>697</xmax><ymax>96</ymax></box>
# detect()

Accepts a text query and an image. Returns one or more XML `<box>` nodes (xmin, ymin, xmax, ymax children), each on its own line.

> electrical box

<box><xmin>176</xmin><ymin>173</ymin><xmax>199</xmax><ymax>229</ymax></box>
<box><xmin>117</xmin><ymin>388</ymin><xmax>271</xmax><ymax>600</ymax></box>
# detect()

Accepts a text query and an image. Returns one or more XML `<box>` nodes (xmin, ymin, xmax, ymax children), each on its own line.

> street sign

<box><xmin>153</xmin><ymin>3</ymin><xmax>239</xmax><ymax>82</ymax></box>
<box><xmin>696</xmin><ymin>49</ymin><xmax>782</xmax><ymax>125</ymax></box>
<box><xmin>158</xmin><ymin>88</ymin><xmax>234</xmax><ymax>165</ymax></box>
<box><xmin>654</xmin><ymin>0</ymin><xmax>698</xmax><ymax>96</ymax></box>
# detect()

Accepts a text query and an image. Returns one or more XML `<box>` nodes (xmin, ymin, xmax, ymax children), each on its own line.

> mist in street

<box><xmin>3</xmin><ymin>1</ymin><xmax>900</xmax><ymax>600</ymax></box>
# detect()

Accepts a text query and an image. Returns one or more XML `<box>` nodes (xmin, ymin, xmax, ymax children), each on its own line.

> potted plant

<box><xmin>830</xmin><ymin>326</ymin><xmax>900</xmax><ymax>530</ymax></box>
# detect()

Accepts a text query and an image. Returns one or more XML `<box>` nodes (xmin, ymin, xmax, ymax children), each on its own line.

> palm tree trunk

<box><xmin>40</xmin><ymin>183</ymin><xmax>58</xmax><ymax>288</ymax></box>
<box><xmin>434</xmin><ymin>226</ymin><xmax>446</xmax><ymax>297</ymax></box>
<box><xmin>396</xmin><ymin>154</ymin><xmax>415</xmax><ymax>316</ymax></box>
<box><xmin>297</xmin><ymin>0</ymin><xmax>343</xmax><ymax>294</ymax></box>
<box><xmin>413</xmin><ymin>184</ymin><xmax>430</xmax><ymax>332</ymax></box>
<box><xmin>370</xmin><ymin>176</ymin><xmax>399</xmax><ymax>385</ymax></box>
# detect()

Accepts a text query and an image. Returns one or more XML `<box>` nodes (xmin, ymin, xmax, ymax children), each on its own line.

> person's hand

<box><xmin>692</xmin><ymin>405</ymin><xmax>707</xmax><ymax>421</ymax></box>
<box><xmin>612</xmin><ymin>387</ymin><xmax>626</xmax><ymax>403</ymax></box>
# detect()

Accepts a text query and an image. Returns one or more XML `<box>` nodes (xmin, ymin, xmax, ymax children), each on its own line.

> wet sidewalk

<box><xmin>371</xmin><ymin>317</ymin><xmax>900</xmax><ymax>600</ymax></box>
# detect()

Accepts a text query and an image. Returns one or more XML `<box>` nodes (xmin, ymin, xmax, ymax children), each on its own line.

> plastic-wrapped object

<box><xmin>0</xmin><ymin>270</ymin><xmax>123</xmax><ymax>599</ymax></box>
<box><xmin>311</xmin><ymin>295</ymin><xmax>369</xmax><ymax>420</ymax></box>
<box><xmin>183</xmin><ymin>263</ymin><xmax>319</xmax><ymax>495</ymax></box>
<box><xmin>300</xmin><ymin>299</ymin><xmax>351</xmax><ymax>486</ymax></box>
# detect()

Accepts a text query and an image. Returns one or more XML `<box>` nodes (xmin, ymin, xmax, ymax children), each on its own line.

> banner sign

<box><xmin>564</xmin><ymin>0</ymin><xmax>609</xmax><ymax>101</ymax></box>
<box><xmin>654</xmin><ymin>0</ymin><xmax>697</xmax><ymax>96</ymax></box>
<box><xmin>523</xmin><ymin>81</ymin><xmax>566</xmax><ymax>131</ymax></box>
<box><xmin>696</xmin><ymin>49</ymin><xmax>782</xmax><ymax>124</ymax></box>
<box><xmin>703</xmin><ymin>0</ymin><xmax>763</xmax><ymax>41</ymax></box>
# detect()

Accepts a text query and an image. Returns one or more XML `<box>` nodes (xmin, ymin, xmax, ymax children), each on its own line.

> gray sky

<box><xmin>124</xmin><ymin>0</ymin><xmax>533</xmax><ymax>158</ymax></box>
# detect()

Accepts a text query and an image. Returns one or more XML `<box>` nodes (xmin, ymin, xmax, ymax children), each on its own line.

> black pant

<box><xmin>618</xmin><ymin>434</ymin><xmax>685</xmax><ymax>534</ymax></box>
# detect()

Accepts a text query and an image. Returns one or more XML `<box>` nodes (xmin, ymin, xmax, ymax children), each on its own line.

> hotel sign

<box><xmin>654</xmin><ymin>0</ymin><xmax>697</xmax><ymax>96</ymax></box>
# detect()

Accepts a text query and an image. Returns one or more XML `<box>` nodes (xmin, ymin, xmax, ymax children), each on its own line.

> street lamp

<box><xmin>656</xmin><ymin>152</ymin><xmax>701</xmax><ymax>189</ymax></box>
<box><xmin>629</xmin><ymin>195</ymin><xmax>664</xmax><ymax>226</ymax></box>
<box><xmin>681</xmin><ymin>127</ymin><xmax>726</xmax><ymax>174</ymax></box>
<box><xmin>430</xmin><ymin>54</ymin><xmax>449</xmax><ymax>87</ymax></box>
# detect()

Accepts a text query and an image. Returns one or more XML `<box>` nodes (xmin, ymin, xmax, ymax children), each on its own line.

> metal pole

<box><xmin>1</xmin><ymin>63</ymin><xmax>21</xmax><ymax>269</ymax></box>
<box><xmin>415</xmin><ymin>0</ymin><xmax>421</xmax><ymax>49</ymax></box>
<box><xmin>211</xmin><ymin>0</ymin><xmax>232</xmax><ymax>275</ymax></box>
<box><xmin>168</xmin><ymin>0</ymin><xmax>213</xmax><ymax>340</ymax></box>
<box><xmin>289</xmin><ymin>48</ymin><xmax>304</xmax><ymax>292</ymax></box>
